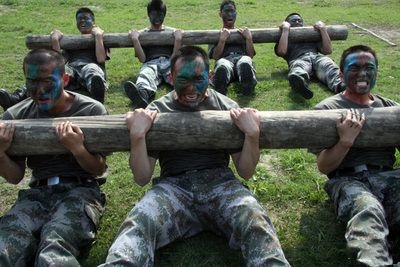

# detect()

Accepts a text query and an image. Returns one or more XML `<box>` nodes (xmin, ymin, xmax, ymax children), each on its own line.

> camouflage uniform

<box><xmin>0</xmin><ymin>183</ymin><xmax>105</xmax><ymax>267</ymax></box>
<box><xmin>275</xmin><ymin>42</ymin><xmax>342</xmax><ymax>93</ymax></box>
<box><xmin>100</xmin><ymin>89</ymin><xmax>290</xmax><ymax>267</ymax></box>
<box><xmin>100</xmin><ymin>167</ymin><xmax>289</xmax><ymax>267</ymax></box>
<box><xmin>209</xmin><ymin>42</ymin><xmax>257</xmax><ymax>95</ymax></box>
<box><xmin>312</xmin><ymin>93</ymin><xmax>400</xmax><ymax>266</ymax></box>
<box><xmin>134</xmin><ymin>27</ymin><xmax>176</xmax><ymax>94</ymax></box>
<box><xmin>326</xmin><ymin>169</ymin><xmax>400</xmax><ymax>266</ymax></box>
<box><xmin>0</xmin><ymin>92</ymin><xmax>108</xmax><ymax>267</ymax></box>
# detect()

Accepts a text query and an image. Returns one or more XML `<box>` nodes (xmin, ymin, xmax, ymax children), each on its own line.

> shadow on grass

<box><xmin>155</xmin><ymin>232</ymin><xmax>244</xmax><ymax>267</ymax></box>
<box><xmin>285</xmin><ymin>200</ymin><xmax>352</xmax><ymax>267</ymax></box>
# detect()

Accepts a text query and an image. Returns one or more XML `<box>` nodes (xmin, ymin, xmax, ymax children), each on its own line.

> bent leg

<box><xmin>203</xmin><ymin>174</ymin><xmax>290</xmax><ymax>267</ymax></box>
<box><xmin>0</xmin><ymin>189</ymin><xmax>48</xmax><ymax>267</ymax></box>
<box><xmin>314</xmin><ymin>54</ymin><xmax>342</xmax><ymax>92</ymax></box>
<box><xmin>326</xmin><ymin>178</ymin><xmax>392</xmax><ymax>266</ymax></box>
<box><xmin>236</xmin><ymin>56</ymin><xmax>257</xmax><ymax>95</ymax></box>
<box><xmin>36</xmin><ymin>185</ymin><xmax>105</xmax><ymax>266</ymax></box>
<box><xmin>213</xmin><ymin>58</ymin><xmax>234</xmax><ymax>95</ymax></box>
<box><xmin>136</xmin><ymin>63</ymin><xmax>161</xmax><ymax>94</ymax></box>
<box><xmin>100</xmin><ymin>181</ymin><xmax>201</xmax><ymax>267</ymax></box>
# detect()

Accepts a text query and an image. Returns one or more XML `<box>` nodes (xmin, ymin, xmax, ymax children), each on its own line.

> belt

<box><xmin>31</xmin><ymin>176</ymin><xmax>98</xmax><ymax>187</ymax></box>
<box><xmin>328</xmin><ymin>164</ymin><xmax>392</xmax><ymax>178</ymax></box>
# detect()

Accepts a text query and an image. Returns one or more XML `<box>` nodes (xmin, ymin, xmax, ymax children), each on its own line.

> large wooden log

<box><xmin>4</xmin><ymin>106</ymin><xmax>400</xmax><ymax>156</ymax></box>
<box><xmin>25</xmin><ymin>25</ymin><xmax>348</xmax><ymax>50</ymax></box>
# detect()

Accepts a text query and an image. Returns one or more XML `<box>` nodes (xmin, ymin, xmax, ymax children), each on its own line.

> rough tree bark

<box><xmin>4</xmin><ymin>106</ymin><xmax>400</xmax><ymax>156</ymax></box>
<box><xmin>25</xmin><ymin>25</ymin><xmax>348</xmax><ymax>50</ymax></box>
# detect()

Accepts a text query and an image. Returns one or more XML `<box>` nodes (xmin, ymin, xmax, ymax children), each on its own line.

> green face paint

<box><xmin>25</xmin><ymin>65</ymin><xmax>62</xmax><ymax>111</ymax></box>
<box><xmin>343</xmin><ymin>51</ymin><xmax>377</xmax><ymax>94</ymax></box>
<box><xmin>174</xmin><ymin>60</ymin><xmax>208</xmax><ymax>95</ymax></box>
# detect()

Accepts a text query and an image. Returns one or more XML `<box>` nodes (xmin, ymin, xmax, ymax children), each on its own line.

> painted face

<box><xmin>148</xmin><ymin>10</ymin><xmax>165</xmax><ymax>25</ymax></box>
<box><xmin>343</xmin><ymin>51</ymin><xmax>377</xmax><ymax>94</ymax></box>
<box><xmin>25</xmin><ymin>62</ymin><xmax>62</xmax><ymax>111</ymax></box>
<box><xmin>76</xmin><ymin>12</ymin><xmax>94</xmax><ymax>33</ymax></box>
<box><xmin>287</xmin><ymin>14</ymin><xmax>303</xmax><ymax>27</ymax></box>
<box><xmin>221</xmin><ymin>4</ymin><xmax>236</xmax><ymax>26</ymax></box>
<box><xmin>173</xmin><ymin>57</ymin><xmax>209</xmax><ymax>108</ymax></box>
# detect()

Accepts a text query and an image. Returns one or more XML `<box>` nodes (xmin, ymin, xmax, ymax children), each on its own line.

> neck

<box><xmin>223</xmin><ymin>22</ymin><xmax>235</xmax><ymax>29</ymax></box>
<box><xmin>342</xmin><ymin>90</ymin><xmax>374</xmax><ymax>105</ymax></box>
<box><xmin>151</xmin><ymin>24</ymin><xmax>164</xmax><ymax>31</ymax></box>
<box><xmin>47</xmin><ymin>91</ymin><xmax>74</xmax><ymax>115</ymax></box>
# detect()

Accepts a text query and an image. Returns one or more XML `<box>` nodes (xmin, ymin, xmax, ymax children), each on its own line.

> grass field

<box><xmin>1</xmin><ymin>1</ymin><xmax>400</xmax><ymax>266</ymax></box>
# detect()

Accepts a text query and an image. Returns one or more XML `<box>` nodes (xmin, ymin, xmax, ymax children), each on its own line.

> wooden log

<box><xmin>25</xmin><ymin>25</ymin><xmax>348</xmax><ymax>50</ymax></box>
<box><xmin>4</xmin><ymin>106</ymin><xmax>400</xmax><ymax>156</ymax></box>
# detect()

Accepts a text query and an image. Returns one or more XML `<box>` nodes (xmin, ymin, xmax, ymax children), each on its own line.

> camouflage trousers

<box><xmin>136</xmin><ymin>57</ymin><xmax>172</xmax><ymax>94</ymax></box>
<box><xmin>100</xmin><ymin>167</ymin><xmax>290</xmax><ymax>267</ymax></box>
<box><xmin>325</xmin><ymin>169</ymin><xmax>400</xmax><ymax>266</ymax></box>
<box><xmin>0</xmin><ymin>183</ymin><xmax>105</xmax><ymax>267</ymax></box>
<box><xmin>288</xmin><ymin>52</ymin><xmax>342</xmax><ymax>92</ymax></box>
<box><xmin>214</xmin><ymin>55</ymin><xmax>257</xmax><ymax>85</ymax></box>
<box><xmin>68</xmin><ymin>61</ymin><xmax>108</xmax><ymax>93</ymax></box>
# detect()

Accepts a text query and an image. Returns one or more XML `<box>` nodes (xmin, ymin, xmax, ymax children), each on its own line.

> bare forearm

<box><xmin>0</xmin><ymin>153</ymin><xmax>24</xmax><ymax>184</ymax></box>
<box><xmin>129</xmin><ymin>135</ymin><xmax>154</xmax><ymax>186</ymax></box>
<box><xmin>317</xmin><ymin>141</ymin><xmax>350</xmax><ymax>175</ymax></box>
<box><xmin>276</xmin><ymin>30</ymin><xmax>289</xmax><ymax>56</ymax></box>
<box><xmin>235</xmin><ymin>133</ymin><xmax>260</xmax><ymax>180</ymax></box>
<box><xmin>212</xmin><ymin>40</ymin><xmax>226</xmax><ymax>60</ymax></box>
<box><xmin>133</xmin><ymin>39</ymin><xmax>146</xmax><ymax>63</ymax></box>
<box><xmin>319</xmin><ymin>29</ymin><xmax>332</xmax><ymax>54</ymax></box>
<box><xmin>95</xmin><ymin>36</ymin><xmax>107</xmax><ymax>63</ymax></box>
<box><xmin>72</xmin><ymin>147</ymin><xmax>107</xmax><ymax>176</ymax></box>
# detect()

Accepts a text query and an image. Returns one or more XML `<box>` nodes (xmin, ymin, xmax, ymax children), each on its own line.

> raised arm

<box><xmin>56</xmin><ymin>121</ymin><xmax>107</xmax><ymax>176</ymax></box>
<box><xmin>92</xmin><ymin>26</ymin><xmax>108</xmax><ymax>63</ymax></box>
<box><xmin>314</xmin><ymin>21</ymin><xmax>332</xmax><ymax>55</ymax></box>
<box><xmin>171</xmin><ymin>29</ymin><xmax>183</xmax><ymax>58</ymax></box>
<box><xmin>276</xmin><ymin>21</ymin><xmax>291</xmax><ymax>57</ymax></box>
<box><xmin>317</xmin><ymin>109</ymin><xmax>365</xmax><ymax>174</ymax></box>
<box><xmin>126</xmin><ymin>109</ymin><xmax>157</xmax><ymax>186</ymax></box>
<box><xmin>129</xmin><ymin>29</ymin><xmax>146</xmax><ymax>63</ymax></box>
<box><xmin>238</xmin><ymin>27</ymin><xmax>255</xmax><ymax>58</ymax></box>
<box><xmin>211</xmin><ymin>28</ymin><xmax>231</xmax><ymax>60</ymax></box>
<box><xmin>230</xmin><ymin>108</ymin><xmax>260</xmax><ymax>180</ymax></box>
<box><xmin>50</xmin><ymin>29</ymin><xmax>63</xmax><ymax>52</ymax></box>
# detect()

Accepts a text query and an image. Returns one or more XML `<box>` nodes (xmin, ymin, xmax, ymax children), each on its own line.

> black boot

<box><xmin>0</xmin><ymin>86</ymin><xmax>28</xmax><ymax>111</ymax></box>
<box><xmin>90</xmin><ymin>76</ymin><xmax>106</xmax><ymax>103</ymax></box>
<box><xmin>288</xmin><ymin>75</ymin><xmax>313</xmax><ymax>99</ymax></box>
<box><xmin>239</xmin><ymin>64</ymin><xmax>257</xmax><ymax>96</ymax></box>
<box><xmin>213</xmin><ymin>67</ymin><xmax>229</xmax><ymax>95</ymax></box>
<box><xmin>124</xmin><ymin>81</ymin><xmax>153</xmax><ymax>109</ymax></box>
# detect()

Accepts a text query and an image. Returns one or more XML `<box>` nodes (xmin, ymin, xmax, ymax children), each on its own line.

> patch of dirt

<box><xmin>0</xmin><ymin>5</ymin><xmax>13</xmax><ymax>16</ymax></box>
<box><xmin>350</xmin><ymin>24</ymin><xmax>400</xmax><ymax>45</ymax></box>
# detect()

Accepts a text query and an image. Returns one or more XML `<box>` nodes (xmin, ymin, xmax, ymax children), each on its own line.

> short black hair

<box><xmin>76</xmin><ymin>7</ymin><xmax>95</xmax><ymax>20</ymax></box>
<box><xmin>170</xmin><ymin>46</ymin><xmax>209</xmax><ymax>76</ymax></box>
<box><xmin>339</xmin><ymin>44</ymin><xmax>378</xmax><ymax>72</ymax></box>
<box><xmin>147</xmin><ymin>0</ymin><xmax>167</xmax><ymax>14</ymax></box>
<box><xmin>220</xmin><ymin>0</ymin><xmax>236</xmax><ymax>12</ymax></box>
<box><xmin>285</xmin><ymin>12</ymin><xmax>302</xmax><ymax>22</ymax></box>
<box><xmin>23</xmin><ymin>48</ymin><xmax>66</xmax><ymax>74</ymax></box>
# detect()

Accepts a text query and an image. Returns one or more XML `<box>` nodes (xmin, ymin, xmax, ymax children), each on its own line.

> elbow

<box><xmin>134</xmin><ymin>174</ymin><xmax>151</xmax><ymax>187</ymax></box>
<box><xmin>237</xmin><ymin>169</ymin><xmax>254</xmax><ymax>180</ymax></box>
<box><xmin>240</xmin><ymin>174</ymin><xmax>253</xmax><ymax>180</ymax></box>
<box><xmin>317</xmin><ymin>165</ymin><xmax>331</xmax><ymax>176</ymax></box>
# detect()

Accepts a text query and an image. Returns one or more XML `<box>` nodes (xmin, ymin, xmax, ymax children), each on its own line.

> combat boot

<box><xmin>0</xmin><ymin>87</ymin><xmax>28</xmax><ymax>111</ymax></box>
<box><xmin>239</xmin><ymin>63</ymin><xmax>257</xmax><ymax>95</ymax></box>
<box><xmin>124</xmin><ymin>81</ymin><xmax>154</xmax><ymax>109</ymax></box>
<box><xmin>288</xmin><ymin>75</ymin><xmax>313</xmax><ymax>99</ymax></box>
<box><xmin>213</xmin><ymin>67</ymin><xmax>229</xmax><ymax>95</ymax></box>
<box><xmin>90</xmin><ymin>76</ymin><xmax>106</xmax><ymax>103</ymax></box>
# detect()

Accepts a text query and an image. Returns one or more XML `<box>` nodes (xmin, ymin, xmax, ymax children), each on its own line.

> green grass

<box><xmin>1</xmin><ymin>1</ymin><xmax>400</xmax><ymax>266</ymax></box>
